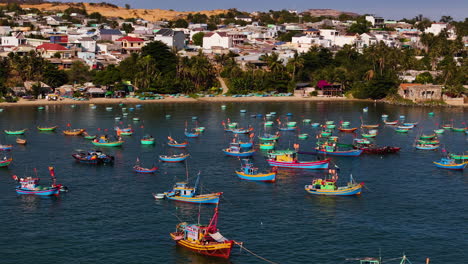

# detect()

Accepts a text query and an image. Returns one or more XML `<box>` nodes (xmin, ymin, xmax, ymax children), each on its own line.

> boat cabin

<box><xmin>241</xmin><ymin>160</ymin><xmax>258</xmax><ymax>174</ymax></box>
<box><xmin>311</xmin><ymin>179</ymin><xmax>337</xmax><ymax>190</ymax></box>
<box><xmin>172</xmin><ymin>182</ymin><xmax>195</xmax><ymax>197</ymax></box>
<box><xmin>19</xmin><ymin>177</ymin><xmax>40</xmax><ymax>190</ymax></box>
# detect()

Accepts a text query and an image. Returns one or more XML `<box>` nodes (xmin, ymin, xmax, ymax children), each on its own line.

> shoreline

<box><xmin>0</xmin><ymin>96</ymin><xmax>465</xmax><ymax>107</ymax></box>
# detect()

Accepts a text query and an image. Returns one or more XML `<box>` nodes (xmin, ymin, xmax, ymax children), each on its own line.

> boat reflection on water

<box><xmin>174</xmin><ymin>246</ymin><xmax>231</xmax><ymax>264</ymax></box>
<box><xmin>16</xmin><ymin>194</ymin><xmax>61</xmax><ymax>212</ymax></box>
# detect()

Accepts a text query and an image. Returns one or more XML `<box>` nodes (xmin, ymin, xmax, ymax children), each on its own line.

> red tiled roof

<box><xmin>115</xmin><ymin>36</ymin><xmax>144</xmax><ymax>42</ymax></box>
<box><xmin>399</xmin><ymin>83</ymin><xmax>421</xmax><ymax>90</ymax></box>
<box><xmin>36</xmin><ymin>43</ymin><xmax>68</xmax><ymax>51</ymax></box>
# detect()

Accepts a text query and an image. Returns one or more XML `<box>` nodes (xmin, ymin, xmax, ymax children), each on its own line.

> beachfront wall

<box><xmin>398</xmin><ymin>83</ymin><xmax>443</xmax><ymax>102</ymax></box>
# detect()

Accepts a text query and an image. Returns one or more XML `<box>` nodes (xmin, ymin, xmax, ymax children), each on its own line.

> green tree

<box><xmin>192</xmin><ymin>32</ymin><xmax>205</xmax><ymax>46</ymax></box>
<box><xmin>173</xmin><ymin>19</ymin><xmax>189</xmax><ymax>28</ymax></box>
<box><xmin>439</xmin><ymin>16</ymin><xmax>453</xmax><ymax>23</ymax></box>
<box><xmin>94</xmin><ymin>64</ymin><xmax>121</xmax><ymax>87</ymax></box>
<box><xmin>140</xmin><ymin>41</ymin><xmax>177</xmax><ymax>75</ymax></box>
<box><xmin>67</xmin><ymin>61</ymin><xmax>92</xmax><ymax>84</ymax></box>
<box><xmin>415</xmin><ymin>72</ymin><xmax>434</xmax><ymax>84</ymax></box>
<box><xmin>121</xmin><ymin>23</ymin><xmax>134</xmax><ymax>34</ymax></box>
<box><xmin>125</xmin><ymin>4</ymin><xmax>131</xmax><ymax>9</ymax></box>
<box><xmin>348</xmin><ymin>16</ymin><xmax>371</xmax><ymax>34</ymax></box>
<box><xmin>43</xmin><ymin>64</ymin><xmax>68</xmax><ymax>88</ymax></box>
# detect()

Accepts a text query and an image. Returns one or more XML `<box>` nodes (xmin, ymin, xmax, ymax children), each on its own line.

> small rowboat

<box><xmin>133</xmin><ymin>165</ymin><xmax>158</xmax><ymax>174</ymax></box>
<box><xmin>63</xmin><ymin>129</ymin><xmax>85</xmax><ymax>136</ymax></box>
<box><xmin>395</xmin><ymin>128</ymin><xmax>410</xmax><ymax>133</ymax></box>
<box><xmin>259</xmin><ymin>142</ymin><xmax>275</xmax><ymax>150</ymax></box>
<box><xmin>0</xmin><ymin>157</ymin><xmax>12</xmax><ymax>167</ymax></box>
<box><xmin>168</xmin><ymin>140</ymin><xmax>188</xmax><ymax>148</ymax></box>
<box><xmin>287</xmin><ymin>122</ymin><xmax>297</xmax><ymax>127</ymax></box>
<box><xmin>384</xmin><ymin>120</ymin><xmax>398</xmax><ymax>125</ymax></box>
<box><xmin>0</xmin><ymin>144</ymin><xmax>13</xmax><ymax>151</ymax></box>
<box><xmin>434</xmin><ymin>129</ymin><xmax>445</xmax><ymax>134</ymax></box>
<box><xmin>37</xmin><ymin>126</ymin><xmax>58</xmax><ymax>131</ymax></box>
<box><xmin>159</xmin><ymin>154</ymin><xmax>190</xmax><ymax>162</ymax></box>
<box><xmin>415</xmin><ymin>144</ymin><xmax>439</xmax><ymax>150</ymax></box>
<box><xmin>420</xmin><ymin>134</ymin><xmax>436</xmax><ymax>140</ymax></box>
<box><xmin>326</xmin><ymin>124</ymin><xmax>336</xmax><ymax>129</ymax></box>
<box><xmin>451</xmin><ymin>127</ymin><xmax>466</xmax><ymax>132</ymax></box>
<box><xmin>338</xmin><ymin>127</ymin><xmax>358</xmax><ymax>132</ymax></box>
<box><xmin>140</xmin><ymin>136</ymin><xmax>155</xmax><ymax>145</ymax></box>
<box><xmin>82</xmin><ymin>132</ymin><xmax>97</xmax><ymax>140</ymax></box>
<box><xmin>239</xmin><ymin>141</ymin><xmax>253</xmax><ymax>148</ymax></box>
<box><xmin>72</xmin><ymin>151</ymin><xmax>114</xmax><ymax>164</ymax></box>
<box><xmin>433</xmin><ymin>158</ymin><xmax>467</xmax><ymax>170</ymax></box>
<box><xmin>5</xmin><ymin>129</ymin><xmax>27</xmax><ymax>135</ymax></box>
<box><xmin>417</xmin><ymin>139</ymin><xmax>439</xmax><ymax>145</ymax></box>
<box><xmin>341</xmin><ymin>121</ymin><xmax>350</xmax><ymax>126</ymax></box>
<box><xmin>185</xmin><ymin>130</ymin><xmax>200</xmax><ymax>138</ymax></box>
<box><xmin>236</xmin><ymin>160</ymin><xmax>276</xmax><ymax>182</ymax></box>
<box><xmin>303</xmin><ymin>119</ymin><xmax>311</xmax><ymax>124</ymax></box>
<box><xmin>449</xmin><ymin>154</ymin><xmax>468</xmax><ymax>160</ymax></box>
<box><xmin>264</xmin><ymin>121</ymin><xmax>274</xmax><ymax>126</ymax></box>
<box><xmin>222</xmin><ymin>143</ymin><xmax>255</xmax><ymax>157</ymax></box>
<box><xmin>92</xmin><ymin>140</ymin><xmax>124</xmax><ymax>147</ymax></box>
<box><xmin>194</xmin><ymin>127</ymin><xmax>205</xmax><ymax>132</ymax></box>
<box><xmin>227</xmin><ymin>122</ymin><xmax>238</xmax><ymax>128</ymax></box>
<box><xmin>361</xmin><ymin>124</ymin><xmax>379</xmax><ymax>129</ymax></box>
<box><xmin>403</xmin><ymin>122</ymin><xmax>418</xmax><ymax>127</ymax></box>
<box><xmin>381</xmin><ymin>114</ymin><xmax>389</xmax><ymax>118</ymax></box>
<box><xmin>362</xmin><ymin>133</ymin><xmax>377</xmax><ymax>138</ymax></box>
<box><xmin>231</xmin><ymin>128</ymin><xmax>253</xmax><ymax>134</ymax></box>
<box><xmin>325</xmin><ymin>121</ymin><xmax>334</xmax><ymax>125</ymax></box>
<box><xmin>16</xmin><ymin>138</ymin><xmax>26</xmax><ymax>145</ymax></box>
<box><xmin>320</xmin><ymin>130</ymin><xmax>332</xmax><ymax>137</ymax></box>
<box><xmin>298</xmin><ymin>133</ymin><xmax>308</xmax><ymax>139</ymax></box>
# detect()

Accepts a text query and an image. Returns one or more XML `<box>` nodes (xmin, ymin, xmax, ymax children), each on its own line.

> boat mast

<box><xmin>193</xmin><ymin>171</ymin><xmax>201</xmax><ymax>194</ymax></box>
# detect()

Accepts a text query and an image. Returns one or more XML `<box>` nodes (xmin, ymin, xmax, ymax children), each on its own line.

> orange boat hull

<box><xmin>170</xmin><ymin>233</ymin><xmax>234</xmax><ymax>259</ymax></box>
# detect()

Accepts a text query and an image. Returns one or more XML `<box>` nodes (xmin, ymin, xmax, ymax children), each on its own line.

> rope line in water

<box><xmin>237</xmin><ymin>243</ymin><xmax>279</xmax><ymax>264</ymax></box>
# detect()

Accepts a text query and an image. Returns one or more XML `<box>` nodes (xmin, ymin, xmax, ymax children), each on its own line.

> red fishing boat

<box><xmin>338</xmin><ymin>127</ymin><xmax>358</xmax><ymax>132</ymax></box>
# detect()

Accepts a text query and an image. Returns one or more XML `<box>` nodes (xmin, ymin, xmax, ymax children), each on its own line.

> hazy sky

<box><xmin>60</xmin><ymin>0</ymin><xmax>467</xmax><ymax>21</ymax></box>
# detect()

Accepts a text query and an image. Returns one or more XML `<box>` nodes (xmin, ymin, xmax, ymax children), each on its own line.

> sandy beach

<box><xmin>0</xmin><ymin>96</ymin><xmax>374</xmax><ymax>108</ymax></box>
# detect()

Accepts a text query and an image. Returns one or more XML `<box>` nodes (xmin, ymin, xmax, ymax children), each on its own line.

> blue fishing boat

<box><xmin>0</xmin><ymin>144</ymin><xmax>13</xmax><ymax>151</ymax></box>
<box><xmin>167</xmin><ymin>137</ymin><xmax>188</xmax><ymax>148</ymax></box>
<box><xmin>239</xmin><ymin>141</ymin><xmax>253</xmax><ymax>148</ymax></box>
<box><xmin>159</xmin><ymin>153</ymin><xmax>190</xmax><ymax>162</ymax></box>
<box><xmin>13</xmin><ymin>167</ymin><xmax>64</xmax><ymax>196</ymax></box>
<box><xmin>72</xmin><ymin>151</ymin><xmax>114</xmax><ymax>164</ymax></box>
<box><xmin>433</xmin><ymin>158</ymin><xmax>467</xmax><ymax>170</ymax></box>
<box><xmin>133</xmin><ymin>158</ymin><xmax>158</xmax><ymax>173</ymax></box>
<box><xmin>161</xmin><ymin>173</ymin><xmax>222</xmax><ymax>204</ymax></box>
<box><xmin>184</xmin><ymin>129</ymin><xmax>200</xmax><ymax>138</ymax></box>
<box><xmin>222</xmin><ymin>143</ymin><xmax>255</xmax><ymax>157</ymax></box>
<box><xmin>305</xmin><ymin>170</ymin><xmax>363</xmax><ymax>196</ymax></box>
<box><xmin>231</xmin><ymin>127</ymin><xmax>253</xmax><ymax>134</ymax></box>
<box><xmin>235</xmin><ymin>159</ymin><xmax>276</xmax><ymax>182</ymax></box>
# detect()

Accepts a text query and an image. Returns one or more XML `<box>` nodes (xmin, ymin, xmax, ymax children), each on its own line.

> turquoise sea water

<box><xmin>0</xmin><ymin>102</ymin><xmax>466</xmax><ymax>264</ymax></box>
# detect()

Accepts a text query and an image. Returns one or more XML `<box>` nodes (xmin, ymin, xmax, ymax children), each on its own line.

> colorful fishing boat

<box><xmin>159</xmin><ymin>153</ymin><xmax>190</xmax><ymax>162</ymax></box>
<box><xmin>160</xmin><ymin>173</ymin><xmax>222</xmax><ymax>204</ymax></box>
<box><xmin>264</xmin><ymin>121</ymin><xmax>274</xmax><ymax>126</ymax></box>
<box><xmin>231</xmin><ymin>127</ymin><xmax>253</xmax><ymax>134</ymax></box>
<box><xmin>397</xmin><ymin>124</ymin><xmax>414</xmax><ymax>129</ymax></box>
<box><xmin>37</xmin><ymin>126</ymin><xmax>58</xmax><ymax>131</ymax></box>
<box><xmin>326</xmin><ymin>124</ymin><xmax>336</xmax><ymax>129</ymax></box>
<box><xmin>451</xmin><ymin>127</ymin><xmax>466</xmax><ymax>132</ymax></box>
<box><xmin>185</xmin><ymin>129</ymin><xmax>200</xmax><ymax>138</ymax></box>
<box><xmin>287</xmin><ymin>121</ymin><xmax>297</xmax><ymax>127</ymax></box>
<box><xmin>167</xmin><ymin>137</ymin><xmax>188</xmax><ymax>148</ymax></box>
<box><xmin>420</xmin><ymin>134</ymin><xmax>436</xmax><ymax>140</ymax></box>
<box><xmin>267</xmin><ymin>150</ymin><xmax>330</xmax><ymax>169</ymax></box>
<box><xmin>115</xmin><ymin>126</ymin><xmax>134</xmax><ymax>136</ymax></box>
<box><xmin>361</xmin><ymin>124</ymin><xmax>379</xmax><ymax>129</ymax></box>
<box><xmin>449</xmin><ymin>153</ymin><xmax>468</xmax><ymax>160</ymax></box>
<box><xmin>0</xmin><ymin>144</ymin><xmax>13</xmax><ymax>151</ymax></box>
<box><xmin>13</xmin><ymin>167</ymin><xmax>63</xmax><ymax>196</ymax></box>
<box><xmin>433</xmin><ymin>158</ymin><xmax>467</xmax><ymax>170</ymax></box>
<box><xmin>16</xmin><ymin>138</ymin><xmax>26</xmax><ymax>145</ymax></box>
<box><xmin>442</xmin><ymin>124</ymin><xmax>453</xmax><ymax>129</ymax></box>
<box><xmin>298</xmin><ymin>133</ymin><xmax>309</xmax><ymax>139</ymax></box>
<box><xmin>361</xmin><ymin>129</ymin><xmax>378</xmax><ymax>138</ymax></box>
<box><xmin>403</xmin><ymin>122</ymin><xmax>418</xmax><ymax>127</ymax></box>
<box><xmin>259</xmin><ymin>142</ymin><xmax>275</xmax><ymax>150</ymax></box>
<box><xmin>314</xmin><ymin>148</ymin><xmax>363</xmax><ymax>156</ymax></box>
<box><xmin>325</xmin><ymin>121</ymin><xmax>334</xmax><ymax>125</ymax></box>
<box><xmin>92</xmin><ymin>136</ymin><xmax>124</xmax><ymax>147</ymax></box>
<box><xmin>5</xmin><ymin>129</ymin><xmax>27</xmax><ymax>135</ymax></box>
<box><xmin>415</xmin><ymin>143</ymin><xmax>439</xmax><ymax>150</ymax></box>
<box><xmin>320</xmin><ymin>129</ymin><xmax>332</xmax><ymax>137</ymax></box>
<box><xmin>169</xmin><ymin>207</ymin><xmax>237</xmax><ymax>259</ymax></box>
<box><xmin>434</xmin><ymin>129</ymin><xmax>445</xmax><ymax>134</ymax></box>
<box><xmin>0</xmin><ymin>156</ymin><xmax>12</xmax><ymax>167</ymax></box>
<box><xmin>235</xmin><ymin>159</ymin><xmax>276</xmax><ymax>182</ymax></box>
<box><xmin>194</xmin><ymin>127</ymin><xmax>205</xmax><ymax>132</ymax></box>
<box><xmin>63</xmin><ymin>128</ymin><xmax>85</xmax><ymax>136</ymax></box>
<box><xmin>305</xmin><ymin>170</ymin><xmax>363</xmax><ymax>196</ymax></box>
<box><xmin>339</xmin><ymin>127</ymin><xmax>358</xmax><ymax>132</ymax></box>
<box><xmin>311</xmin><ymin>123</ymin><xmax>320</xmax><ymax>127</ymax></box>
<box><xmin>395</xmin><ymin>128</ymin><xmax>410</xmax><ymax>133</ymax></box>
<box><xmin>72</xmin><ymin>151</ymin><xmax>114</xmax><ymax>164</ymax></box>
<box><xmin>222</xmin><ymin>143</ymin><xmax>255</xmax><ymax>157</ymax></box>
<box><xmin>133</xmin><ymin>158</ymin><xmax>158</xmax><ymax>173</ymax></box>
<box><xmin>303</xmin><ymin>119</ymin><xmax>311</xmax><ymax>124</ymax></box>
<box><xmin>140</xmin><ymin>135</ymin><xmax>155</xmax><ymax>145</ymax></box>
<box><xmin>383</xmin><ymin>120</ymin><xmax>398</xmax><ymax>125</ymax></box>
<box><xmin>258</xmin><ymin>132</ymin><xmax>280</xmax><ymax>141</ymax></box>
<box><xmin>341</xmin><ymin>121</ymin><xmax>350</xmax><ymax>127</ymax></box>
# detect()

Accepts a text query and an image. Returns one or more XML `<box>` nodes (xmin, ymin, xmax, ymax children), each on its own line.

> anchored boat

<box><xmin>267</xmin><ymin>150</ymin><xmax>330</xmax><ymax>169</ymax></box>
<box><xmin>72</xmin><ymin>151</ymin><xmax>114</xmax><ymax>164</ymax></box>
<box><xmin>305</xmin><ymin>169</ymin><xmax>363</xmax><ymax>196</ymax></box>
<box><xmin>235</xmin><ymin>159</ymin><xmax>276</xmax><ymax>182</ymax></box>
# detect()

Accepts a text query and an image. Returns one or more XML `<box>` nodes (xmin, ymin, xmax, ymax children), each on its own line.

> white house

<box><xmin>291</xmin><ymin>34</ymin><xmax>331</xmax><ymax>53</ymax></box>
<box><xmin>1</xmin><ymin>32</ymin><xmax>26</xmax><ymax>47</ymax></box>
<box><xmin>424</xmin><ymin>23</ymin><xmax>447</xmax><ymax>36</ymax></box>
<box><xmin>153</xmin><ymin>28</ymin><xmax>186</xmax><ymax>50</ymax></box>
<box><xmin>77</xmin><ymin>37</ymin><xmax>96</xmax><ymax>52</ymax></box>
<box><xmin>203</xmin><ymin>32</ymin><xmax>232</xmax><ymax>49</ymax></box>
<box><xmin>365</xmin><ymin>15</ymin><xmax>385</xmax><ymax>28</ymax></box>
<box><xmin>235</xmin><ymin>15</ymin><xmax>253</xmax><ymax>23</ymax></box>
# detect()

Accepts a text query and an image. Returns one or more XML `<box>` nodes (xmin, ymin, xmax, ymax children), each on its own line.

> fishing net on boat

<box><xmin>209</xmin><ymin>232</ymin><xmax>228</xmax><ymax>242</ymax></box>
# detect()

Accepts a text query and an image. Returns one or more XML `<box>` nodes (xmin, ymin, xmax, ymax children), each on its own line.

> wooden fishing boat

<box><xmin>325</xmin><ymin>124</ymin><xmax>336</xmax><ymax>129</ymax></box>
<box><xmin>403</xmin><ymin>122</ymin><xmax>418</xmax><ymax>127</ymax></box>
<box><xmin>227</xmin><ymin>122</ymin><xmax>238</xmax><ymax>128</ymax></box>
<box><xmin>160</xmin><ymin>174</ymin><xmax>222</xmax><ymax>204</ymax></box>
<box><xmin>4</xmin><ymin>129</ymin><xmax>27</xmax><ymax>135</ymax></box>
<box><xmin>339</xmin><ymin>127</ymin><xmax>358</xmax><ymax>132</ymax></box>
<box><xmin>415</xmin><ymin>143</ymin><xmax>439</xmax><ymax>150</ymax></box>
<box><xmin>63</xmin><ymin>128</ymin><xmax>85</xmax><ymax>136</ymax></box>
<box><xmin>0</xmin><ymin>157</ymin><xmax>12</xmax><ymax>167</ymax></box>
<box><xmin>449</xmin><ymin>153</ymin><xmax>468</xmax><ymax>160</ymax></box>
<box><xmin>433</xmin><ymin>158</ymin><xmax>467</xmax><ymax>170</ymax></box>
<box><xmin>169</xmin><ymin>207</ymin><xmax>236</xmax><ymax>259</ymax></box>
<box><xmin>82</xmin><ymin>132</ymin><xmax>97</xmax><ymax>140</ymax></box>
<box><xmin>133</xmin><ymin>158</ymin><xmax>157</xmax><ymax>173</ymax></box>
<box><xmin>115</xmin><ymin>126</ymin><xmax>133</xmax><ymax>136</ymax></box>
<box><xmin>258</xmin><ymin>133</ymin><xmax>280</xmax><ymax>141</ymax></box>
<box><xmin>72</xmin><ymin>151</ymin><xmax>114</xmax><ymax>164</ymax></box>
<box><xmin>231</xmin><ymin>127</ymin><xmax>253</xmax><ymax>134</ymax></box>
<box><xmin>320</xmin><ymin>130</ymin><xmax>332</xmax><ymax>137</ymax></box>
<box><xmin>239</xmin><ymin>141</ymin><xmax>253</xmax><ymax>148</ymax></box>
<box><xmin>185</xmin><ymin>129</ymin><xmax>200</xmax><ymax>138</ymax></box>
<box><xmin>381</xmin><ymin>114</ymin><xmax>389</xmax><ymax>118</ymax></box>
<box><xmin>16</xmin><ymin>138</ymin><xmax>26</xmax><ymax>145</ymax></box>
<box><xmin>298</xmin><ymin>133</ymin><xmax>309</xmax><ymax>139</ymax></box>
<box><xmin>419</xmin><ymin>134</ymin><xmax>436</xmax><ymax>140</ymax></box>
<box><xmin>159</xmin><ymin>153</ymin><xmax>189</xmax><ymax>162</ymax></box>
<box><xmin>235</xmin><ymin>159</ymin><xmax>276</xmax><ymax>182</ymax></box>
<box><xmin>0</xmin><ymin>144</ymin><xmax>13</xmax><ymax>151</ymax></box>
<box><xmin>222</xmin><ymin>143</ymin><xmax>255</xmax><ymax>157</ymax></box>
<box><xmin>267</xmin><ymin>150</ymin><xmax>330</xmax><ymax>169</ymax></box>
<box><xmin>140</xmin><ymin>135</ymin><xmax>155</xmax><ymax>145</ymax></box>
<box><xmin>264</xmin><ymin>121</ymin><xmax>274</xmax><ymax>126</ymax></box>
<box><xmin>279</xmin><ymin>126</ymin><xmax>296</xmax><ymax>131</ymax></box>
<box><xmin>451</xmin><ymin>127</ymin><xmax>466</xmax><ymax>132</ymax></box>
<box><xmin>167</xmin><ymin>137</ymin><xmax>188</xmax><ymax>148</ymax></box>
<box><xmin>361</xmin><ymin>133</ymin><xmax>377</xmax><ymax>138</ymax></box>
<box><xmin>442</xmin><ymin>124</ymin><xmax>453</xmax><ymax>129</ymax></box>
<box><xmin>383</xmin><ymin>120</ymin><xmax>398</xmax><ymax>125</ymax></box>
<box><xmin>37</xmin><ymin>126</ymin><xmax>58</xmax><ymax>131</ymax></box>
<box><xmin>361</xmin><ymin>124</ymin><xmax>379</xmax><ymax>129</ymax></box>
<box><xmin>341</xmin><ymin>121</ymin><xmax>350</xmax><ymax>126</ymax></box>
<box><xmin>305</xmin><ymin>169</ymin><xmax>363</xmax><ymax>196</ymax></box>
<box><xmin>259</xmin><ymin>142</ymin><xmax>275</xmax><ymax>150</ymax></box>
<box><xmin>12</xmin><ymin>167</ymin><xmax>63</xmax><ymax>196</ymax></box>
<box><xmin>395</xmin><ymin>128</ymin><xmax>410</xmax><ymax>133</ymax></box>
<box><xmin>92</xmin><ymin>136</ymin><xmax>124</xmax><ymax>147</ymax></box>
<box><xmin>397</xmin><ymin>124</ymin><xmax>413</xmax><ymax>129</ymax></box>
<box><xmin>417</xmin><ymin>139</ymin><xmax>439</xmax><ymax>145</ymax></box>
<box><xmin>434</xmin><ymin>129</ymin><xmax>445</xmax><ymax>134</ymax></box>
<box><xmin>315</xmin><ymin>148</ymin><xmax>363</xmax><ymax>156</ymax></box>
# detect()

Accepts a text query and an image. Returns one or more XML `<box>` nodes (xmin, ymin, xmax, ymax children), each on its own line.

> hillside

<box><xmin>0</xmin><ymin>2</ymin><xmax>228</xmax><ymax>21</ymax></box>
<box><xmin>304</xmin><ymin>9</ymin><xmax>359</xmax><ymax>18</ymax></box>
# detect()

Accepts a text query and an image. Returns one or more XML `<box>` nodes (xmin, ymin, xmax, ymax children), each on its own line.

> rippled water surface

<box><xmin>0</xmin><ymin>102</ymin><xmax>466</xmax><ymax>264</ymax></box>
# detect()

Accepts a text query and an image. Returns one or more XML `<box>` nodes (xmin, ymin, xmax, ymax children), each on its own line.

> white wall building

<box><xmin>424</xmin><ymin>23</ymin><xmax>447</xmax><ymax>36</ymax></box>
<box><xmin>203</xmin><ymin>32</ymin><xmax>232</xmax><ymax>49</ymax></box>
<box><xmin>154</xmin><ymin>28</ymin><xmax>186</xmax><ymax>50</ymax></box>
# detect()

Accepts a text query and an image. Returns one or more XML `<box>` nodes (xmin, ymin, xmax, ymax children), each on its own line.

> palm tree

<box><xmin>286</xmin><ymin>51</ymin><xmax>304</xmax><ymax>81</ymax></box>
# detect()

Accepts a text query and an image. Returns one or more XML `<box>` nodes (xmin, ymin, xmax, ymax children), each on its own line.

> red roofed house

<box><xmin>202</xmin><ymin>32</ymin><xmax>233</xmax><ymax>50</ymax></box>
<box><xmin>36</xmin><ymin>43</ymin><xmax>72</xmax><ymax>58</ymax></box>
<box><xmin>115</xmin><ymin>36</ymin><xmax>145</xmax><ymax>53</ymax></box>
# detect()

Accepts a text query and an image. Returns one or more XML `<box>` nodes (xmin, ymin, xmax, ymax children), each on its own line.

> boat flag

<box><xmin>12</xmin><ymin>175</ymin><xmax>18</xmax><ymax>181</ymax></box>
<box><xmin>48</xmin><ymin>166</ymin><xmax>55</xmax><ymax>178</ymax></box>
<box><xmin>67</xmin><ymin>123</ymin><xmax>71</xmax><ymax>127</ymax></box>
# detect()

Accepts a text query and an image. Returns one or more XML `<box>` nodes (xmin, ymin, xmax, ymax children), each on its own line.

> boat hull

<box><xmin>159</xmin><ymin>155</ymin><xmax>189</xmax><ymax>162</ymax></box>
<box><xmin>339</xmin><ymin>127</ymin><xmax>357</xmax><ymax>132</ymax></box>
<box><xmin>91</xmin><ymin>141</ymin><xmax>124</xmax><ymax>147</ymax></box>
<box><xmin>16</xmin><ymin>187</ymin><xmax>59</xmax><ymax>196</ymax></box>
<box><xmin>168</xmin><ymin>142</ymin><xmax>188</xmax><ymax>148</ymax></box>
<box><xmin>171</xmin><ymin>233</ymin><xmax>233</xmax><ymax>259</ymax></box>
<box><xmin>433</xmin><ymin>161</ymin><xmax>467</xmax><ymax>170</ymax></box>
<box><xmin>63</xmin><ymin>129</ymin><xmax>85</xmax><ymax>136</ymax></box>
<box><xmin>305</xmin><ymin>184</ymin><xmax>363</xmax><ymax>196</ymax></box>
<box><xmin>267</xmin><ymin>158</ymin><xmax>330</xmax><ymax>169</ymax></box>
<box><xmin>37</xmin><ymin>126</ymin><xmax>58</xmax><ymax>131</ymax></box>
<box><xmin>235</xmin><ymin>171</ymin><xmax>276</xmax><ymax>182</ymax></box>
<box><xmin>0</xmin><ymin>158</ymin><xmax>12</xmax><ymax>167</ymax></box>
<box><xmin>4</xmin><ymin>130</ymin><xmax>26</xmax><ymax>135</ymax></box>
<box><xmin>222</xmin><ymin>150</ymin><xmax>255</xmax><ymax>157</ymax></box>
<box><xmin>315</xmin><ymin>149</ymin><xmax>363</xmax><ymax>156</ymax></box>
<box><xmin>133</xmin><ymin>166</ymin><xmax>158</xmax><ymax>173</ymax></box>
<box><xmin>166</xmin><ymin>193</ymin><xmax>221</xmax><ymax>204</ymax></box>
<box><xmin>140</xmin><ymin>139</ymin><xmax>155</xmax><ymax>145</ymax></box>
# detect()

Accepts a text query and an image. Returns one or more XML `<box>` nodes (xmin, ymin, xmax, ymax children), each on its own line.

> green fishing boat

<box><xmin>302</xmin><ymin>119</ymin><xmax>311</xmax><ymax>124</ymax></box>
<box><xmin>5</xmin><ymin>129</ymin><xmax>27</xmax><ymax>135</ymax></box>
<box><xmin>341</xmin><ymin>121</ymin><xmax>350</xmax><ymax>126</ymax></box>
<box><xmin>326</xmin><ymin>124</ymin><xmax>336</xmax><ymax>129</ymax></box>
<box><xmin>325</xmin><ymin>121</ymin><xmax>334</xmax><ymax>125</ymax></box>
<box><xmin>228</xmin><ymin>122</ymin><xmax>238</xmax><ymax>128</ymax></box>
<box><xmin>259</xmin><ymin>142</ymin><xmax>275</xmax><ymax>150</ymax></box>
<box><xmin>264</xmin><ymin>121</ymin><xmax>274</xmax><ymax>126</ymax></box>
<box><xmin>395</xmin><ymin>129</ymin><xmax>409</xmax><ymax>133</ymax></box>
<box><xmin>449</xmin><ymin>153</ymin><xmax>468</xmax><ymax>160</ymax></box>
<box><xmin>451</xmin><ymin>127</ymin><xmax>466</xmax><ymax>132</ymax></box>
<box><xmin>37</xmin><ymin>126</ymin><xmax>58</xmax><ymax>131</ymax></box>
<box><xmin>321</xmin><ymin>130</ymin><xmax>332</xmax><ymax>137</ymax></box>
<box><xmin>298</xmin><ymin>133</ymin><xmax>308</xmax><ymax>139</ymax></box>
<box><xmin>420</xmin><ymin>134</ymin><xmax>436</xmax><ymax>140</ymax></box>
<box><xmin>434</xmin><ymin>129</ymin><xmax>445</xmax><ymax>134</ymax></box>
<box><xmin>92</xmin><ymin>140</ymin><xmax>124</xmax><ymax>147</ymax></box>
<box><xmin>287</xmin><ymin>122</ymin><xmax>297</xmax><ymax>127</ymax></box>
